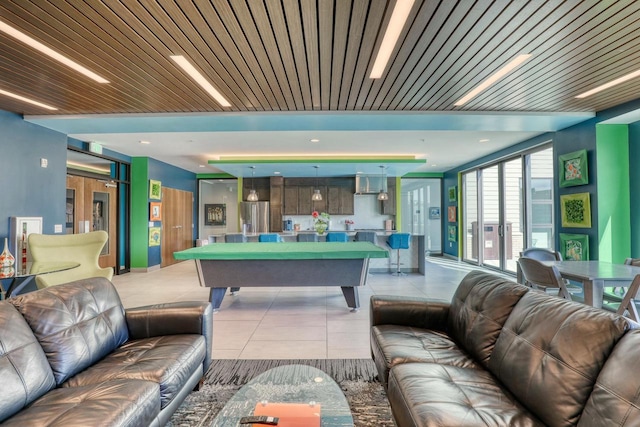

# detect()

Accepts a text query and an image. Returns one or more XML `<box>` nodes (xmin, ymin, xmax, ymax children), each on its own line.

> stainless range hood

<box><xmin>355</xmin><ymin>175</ymin><xmax>386</xmax><ymax>194</ymax></box>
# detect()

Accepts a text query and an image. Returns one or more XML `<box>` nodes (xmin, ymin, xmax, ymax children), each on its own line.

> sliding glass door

<box><xmin>462</xmin><ymin>144</ymin><xmax>553</xmax><ymax>275</ymax></box>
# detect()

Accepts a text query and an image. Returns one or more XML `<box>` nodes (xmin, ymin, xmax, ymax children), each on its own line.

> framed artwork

<box><xmin>448</xmin><ymin>225</ymin><xmax>457</xmax><ymax>242</ymax></box>
<box><xmin>560</xmin><ymin>192</ymin><xmax>591</xmax><ymax>228</ymax></box>
<box><xmin>205</xmin><ymin>203</ymin><xmax>226</xmax><ymax>226</ymax></box>
<box><xmin>447</xmin><ymin>206</ymin><xmax>457</xmax><ymax>222</ymax></box>
<box><xmin>149</xmin><ymin>180</ymin><xmax>162</xmax><ymax>200</ymax></box>
<box><xmin>149</xmin><ymin>227</ymin><xmax>161</xmax><ymax>246</ymax></box>
<box><xmin>559</xmin><ymin>149</ymin><xmax>588</xmax><ymax>187</ymax></box>
<box><xmin>428</xmin><ymin>207</ymin><xmax>440</xmax><ymax>219</ymax></box>
<box><xmin>448</xmin><ymin>186</ymin><xmax>457</xmax><ymax>202</ymax></box>
<box><xmin>560</xmin><ymin>233</ymin><xmax>589</xmax><ymax>261</ymax></box>
<box><xmin>150</xmin><ymin>202</ymin><xmax>162</xmax><ymax>221</ymax></box>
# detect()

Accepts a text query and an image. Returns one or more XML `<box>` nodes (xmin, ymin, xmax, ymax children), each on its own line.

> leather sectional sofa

<box><xmin>371</xmin><ymin>270</ymin><xmax>640</xmax><ymax>426</ymax></box>
<box><xmin>0</xmin><ymin>277</ymin><xmax>212</xmax><ymax>426</ymax></box>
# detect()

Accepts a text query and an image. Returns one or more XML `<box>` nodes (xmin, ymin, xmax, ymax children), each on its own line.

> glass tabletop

<box><xmin>211</xmin><ymin>364</ymin><xmax>353</xmax><ymax>427</ymax></box>
<box><xmin>0</xmin><ymin>261</ymin><xmax>80</xmax><ymax>279</ymax></box>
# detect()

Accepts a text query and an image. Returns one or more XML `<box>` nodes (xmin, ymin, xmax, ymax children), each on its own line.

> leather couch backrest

<box><xmin>10</xmin><ymin>277</ymin><xmax>129</xmax><ymax>385</ymax></box>
<box><xmin>447</xmin><ymin>271</ymin><xmax>529</xmax><ymax>367</ymax></box>
<box><xmin>0</xmin><ymin>302</ymin><xmax>56</xmax><ymax>423</ymax></box>
<box><xmin>489</xmin><ymin>291</ymin><xmax>636</xmax><ymax>427</ymax></box>
<box><xmin>578</xmin><ymin>328</ymin><xmax>640</xmax><ymax>426</ymax></box>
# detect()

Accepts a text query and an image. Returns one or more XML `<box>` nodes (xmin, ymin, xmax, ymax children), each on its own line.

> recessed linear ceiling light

<box><xmin>170</xmin><ymin>55</ymin><xmax>231</xmax><ymax>107</ymax></box>
<box><xmin>454</xmin><ymin>54</ymin><xmax>532</xmax><ymax>106</ymax></box>
<box><xmin>0</xmin><ymin>88</ymin><xmax>57</xmax><ymax>110</ymax></box>
<box><xmin>0</xmin><ymin>20</ymin><xmax>109</xmax><ymax>84</ymax></box>
<box><xmin>139</xmin><ymin>140</ymin><xmax>151</xmax><ymax>145</ymax></box>
<box><xmin>576</xmin><ymin>69</ymin><xmax>640</xmax><ymax>98</ymax></box>
<box><xmin>310</xmin><ymin>138</ymin><xmax>320</xmax><ymax>143</ymax></box>
<box><xmin>370</xmin><ymin>0</ymin><xmax>415</xmax><ymax>79</ymax></box>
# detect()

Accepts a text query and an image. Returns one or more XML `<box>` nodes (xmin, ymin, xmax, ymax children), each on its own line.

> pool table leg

<box><xmin>209</xmin><ymin>287</ymin><xmax>227</xmax><ymax>311</ymax></box>
<box><xmin>341</xmin><ymin>286</ymin><xmax>360</xmax><ymax>312</ymax></box>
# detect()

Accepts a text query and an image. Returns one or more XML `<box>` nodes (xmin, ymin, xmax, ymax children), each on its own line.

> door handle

<box><xmin>498</xmin><ymin>225</ymin><xmax>504</xmax><ymax>237</ymax></box>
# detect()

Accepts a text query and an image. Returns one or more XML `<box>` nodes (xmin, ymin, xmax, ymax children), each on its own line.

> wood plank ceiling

<box><xmin>0</xmin><ymin>0</ymin><xmax>639</xmax><ymax>116</ymax></box>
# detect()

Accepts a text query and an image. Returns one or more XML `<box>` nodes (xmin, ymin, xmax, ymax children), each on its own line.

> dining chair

<box><xmin>516</xmin><ymin>257</ymin><xmax>573</xmax><ymax>300</ymax></box>
<box><xmin>387</xmin><ymin>233</ymin><xmax>411</xmax><ymax>276</ymax></box>
<box><xmin>297</xmin><ymin>233</ymin><xmax>318</xmax><ymax>242</ymax></box>
<box><xmin>258</xmin><ymin>233</ymin><xmax>282</xmax><ymax>242</ymax></box>
<box><xmin>517</xmin><ymin>248</ymin><xmax>562</xmax><ymax>287</ymax></box>
<box><xmin>604</xmin><ymin>258</ymin><xmax>640</xmax><ymax>303</ymax></box>
<box><xmin>602</xmin><ymin>274</ymin><xmax>640</xmax><ymax>322</ymax></box>
<box><xmin>355</xmin><ymin>231</ymin><xmax>377</xmax><ymax>244</ymax></box>
<box><xmin>326</xmin><ymin>232</ymin><xmax>349</xmax><ymax>242</ymax></box>
<box><xmin>28</xmin><ymin>231</ymin><xmax>113</xmax><ymax>288</ymax></box>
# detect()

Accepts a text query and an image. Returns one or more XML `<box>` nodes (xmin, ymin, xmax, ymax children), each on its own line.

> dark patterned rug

<box><xmin>167</xmin><ymin>359</ymin><xmax>395</xmax><ymax>426</ymax></box>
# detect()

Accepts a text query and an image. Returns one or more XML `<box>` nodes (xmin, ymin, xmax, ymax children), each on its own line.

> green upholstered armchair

<box><xmin>28</xmin><ymin>231</ymin><xmax>113</xmax><ymax>288</ymax></box>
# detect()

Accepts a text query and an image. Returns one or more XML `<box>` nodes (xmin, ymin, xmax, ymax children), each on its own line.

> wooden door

<box><xmin>162</xmin><ymin>187</ymin><xmax>193</xmax><ymax>267</ymax></box>
<box><xmin>66</xmin><ymin>176</ymin><xmax>117</xmax><ymax>270</ymax></box>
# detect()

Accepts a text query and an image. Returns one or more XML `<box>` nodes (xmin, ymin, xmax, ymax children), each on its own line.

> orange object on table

<box><xmin>253</xmin><ymin>402</ymin><xmax>321</xmax><ymax>427</ymax></box>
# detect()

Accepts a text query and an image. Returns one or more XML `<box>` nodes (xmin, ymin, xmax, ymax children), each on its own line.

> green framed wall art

<box><xmin>560</xmin><ymin>192</ymin><xmax>591</xmax><ymax>228</ymax></box>
<box><xmin>559</xmin><ymin>149</ymin><xmax>588</xmax><ymax>187</ymax></box>
<box><xmin>559</xmin><ymin>233</ymin><xmax>589</xmax><ymax>261</ymax></box>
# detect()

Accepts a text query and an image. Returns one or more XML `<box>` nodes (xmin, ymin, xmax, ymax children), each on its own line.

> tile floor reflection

<box><xmin>112</xmin><ymin>257</ymin><xmax>510</xmax><ymax>360</ymax></box>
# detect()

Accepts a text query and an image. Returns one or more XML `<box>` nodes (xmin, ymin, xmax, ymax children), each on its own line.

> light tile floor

<box><xmin>112</xmin><ymin>257</ymin><xmax>510</xmax><ymax>360</ymax></box>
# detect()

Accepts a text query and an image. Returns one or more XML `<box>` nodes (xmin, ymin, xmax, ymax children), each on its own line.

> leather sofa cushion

<box><xmin>10</xmin><ymin>277</ymin><xmax>129</xmax><ymax>385</ymax></box>
<box><xmin>0</xmin><ymin>302</ymin><xmax>56</xmax><ymax>423</ymax></box>
<box><xmin>387</xmin><ymin>363</ymin><xmax>544</xmax><ymax>427</ymax></box>
<box><xmin>489</xmin><ymin>291</ymin><xmax>636</xmax><ymax>427</ymax></box>
<box><xmin>2</xmin><ymin>379</ymin><xmax>159</xmax><ymax>427</ymax></box>
<box><xmin>371</xmin><ymin>324</ymin><xmax>479</xmax><ymax>387</ymax></box>
<box><xmin>447</xmin><ymin>271</ymin><xmax>528</xmax><ymax>368</ymax></box>
<box><xmin>578</xmin><ymin>329</ymin><xmax>640</xmax><ymax>426</ymax></box>
<box><xmin>63</xmin><ymin>335</ymin><xmax>206</xmax><ymax>409</ymax></box>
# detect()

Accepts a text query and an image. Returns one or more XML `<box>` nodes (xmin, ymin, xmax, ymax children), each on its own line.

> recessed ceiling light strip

<box><xmin>575</xmin><ymin>69</ymin><xmax>640</xmax><ymax>98</ymax></box>
<box><xmin>170</xmin><ymin>55</ymin><xmax>231</xmax><ymax>107</ymax></box>
<box><xmin>370</xmin><ymin>0</ymin><xmax>416</xmax><ymax>79</ymax></box>
<box><xmin>0</xmin><ymin>88</ymin><xmax>57</xmax><ymax>110</ymax></box>
<box><xmin>0</xmin><ymin>20</ymin><xmax>109</xmax><ymax>84</ymax></box>
<box><xmin>454</xmin><ymin>54</ymin><xmax>532</xmax><ymax>106</ymax></box>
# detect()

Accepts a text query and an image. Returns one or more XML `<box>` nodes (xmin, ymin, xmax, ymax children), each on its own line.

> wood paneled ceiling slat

<box><xmin>282</xmin><ymin>0</ymin><xmax>312</xmax><ymax>109</ymax></box>
<box><xmin>318</xmin><ymin>0</ymin><xmax>334</xmax><ymax>110</ymax></box>
<box><xmin>199</xmin><ymin>0</ymin><xmax>276</xmax><ymax>110</ymax></box>
<box><xmin>0</xmin><ymin>0</ymin><xmax>640</xmax><ymax>115</ymax></box>
<box><xmin>225</xmin><ymin>0</ymin><xmax>288</xmax><ymax>110</ymax></box>
<box><xmin>337</xmin><ymin>0</ymin><xmax>368</xmax><ymax>109</ymax></box>
<box><xmin>300</xmin><ymin>0</ymin><xmax>321</xmax><ymax>109</ymax></box>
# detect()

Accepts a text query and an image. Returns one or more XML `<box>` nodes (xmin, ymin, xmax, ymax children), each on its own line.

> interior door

<box><xmin>66</xmin><ymin>176</ymin><xmax>117</xmax><ymax>270</ymax></box>
<box><xmin>162</xmin><ymin>187</ymin><xmax>193</xmax><ymax>267</ymax></box>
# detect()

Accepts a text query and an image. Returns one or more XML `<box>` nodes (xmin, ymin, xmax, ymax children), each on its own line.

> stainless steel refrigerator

<box><xmin>239</xmin><ymin>201</ymin><xmax>270</xmax><ymax>234</ymax></box>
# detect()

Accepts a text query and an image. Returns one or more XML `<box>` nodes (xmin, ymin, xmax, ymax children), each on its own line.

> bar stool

<box><xmin>326</xmin><ymin>232</ymin><xmax>349</xmax><ymax>242</ymax></box>
<box><xmin>355</xmin><ymin>231</ymin><xmax>377</xmax><ymax>244</ymax></box>
<box><xmin>297</xmin><ymin>233</ymin><xmax>318</xmax><ymax>242</ymax></box>
<box><xmin>387</xmin><ymin>233</ymin><xmax>410</xmax><ymax>276</ymax></box>
<box><xmin>258</xmin><ymin>233</ymin><xmax>282</xmax><ymax>242</ymax></box>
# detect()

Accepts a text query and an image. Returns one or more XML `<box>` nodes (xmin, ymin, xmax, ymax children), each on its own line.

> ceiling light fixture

<box><xmin>576</xmin><ymin>69</ymin><xmax>640</xmax><ymax>98</ymax></box>
<box><xmin>0</xmin><ymin>88</ymin><xmax>57</xmax><ymax>110</ymax></box>
<box><xmin>139</xmin><ymin>140</ymin><xmax>151</xmax><ymax>145</ymax></box>
<box><xmin>454</xmin><ymin>54</ymin><xmax>532</xmax><ymax>106</ymax></box>
<box><xmin>370</xmin><ymin>0</ymin><xmax>416</xmax><ymax>79</ymax></box>
<box><xmin>247</xmin><ymin>166</ymin><xmax>259</xmax><ymax>201</ymax></box>
<box><xmin>377</xmin><ymin>165</ymin><xmax>389</xmax><ymax>201</ymax></box>
<box><xmin>312</xmin><ymin>166</ymin><xmax>323</xmax><ymax>201</ymax></box>
<box><xmin>0</xmin><ymin>20</ymin><xmax>109</xmax><ymax>83</ymax></box>
<box><xmin>170</xmin><ymin>55</ymin><xmax>231</xmax><ymax>107</ymax></box>
<box><xmin>310</xmin><ymin>138</ymin><xmax>320</xmax><ymax>143</ymax></box>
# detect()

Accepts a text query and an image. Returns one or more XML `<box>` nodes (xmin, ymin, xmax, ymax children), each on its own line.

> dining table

<box><xmin>525</xmin><ymin>260</ymin><xmax>640</xmax><ymax>308</ymax></box>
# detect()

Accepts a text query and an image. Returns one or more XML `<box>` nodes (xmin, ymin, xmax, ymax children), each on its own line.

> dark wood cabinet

<box><xmin>284</xmin><ymin>178</ymin><xmax>353</xmax><ymax>215</ymax></box>
<box><xmin>298</xmin><ymin>186</ymin><xmax>314</xmax><ymax>214</ymax></box>
<box><xmin>327</xmin><ymin>186</ymin><xmax>354</xmax><ymax>215</ymax></box>
<box><xmin>270</xmin><ymin>176</ymin><xmax>284</xmax><ymax>231</ymax></box>
<box><xmin>283</xmin><ymin>186</ymin><xmax>299</xmax><ymax>215</ymax></box>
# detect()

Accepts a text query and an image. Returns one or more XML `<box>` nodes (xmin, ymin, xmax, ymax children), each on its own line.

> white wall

<box><xmin>199</xmin><ymin>179</ymin><xmax>239</xmax><ymax>239</ymax></box>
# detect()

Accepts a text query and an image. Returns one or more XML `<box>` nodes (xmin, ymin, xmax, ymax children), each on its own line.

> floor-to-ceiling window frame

<box><xmin>461</xmin><ymin>143</ymin><xmax>554</xmax><ymax>275</ymax></box>
<box><xmin>400</xmin><ymin>178</ymin><xmax>442</xmax><ymax>254</ymax></box>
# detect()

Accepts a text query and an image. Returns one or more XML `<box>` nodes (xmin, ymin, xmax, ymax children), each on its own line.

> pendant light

<box><xmin>247</xmin><ymin>166</ymin><xmax>259</xmax><ymax>201</ymax></box>
<box><xmin>312</xmin><ymin>165</ymin><xmax>323</xmax><ymax>201</ymax></box>
<box><xmin>377</xmin><ymin>165</ymin><xmax>389</xmax><ymax>201</ymax></box>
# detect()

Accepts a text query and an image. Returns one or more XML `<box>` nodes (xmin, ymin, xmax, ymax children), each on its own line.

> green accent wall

<box><xmin>596</xmin><ymin>124</ymin><xmax>630</xmax><ymax>263</ymax></box>
<box><xmin>130</xmin><ymin>157</ymin><xmax>149</xmax><ymax>268</ymax></box>
<box><xmin>395</xmin><ymin>176</ymin><xmax>401</xmax><ymax>231</ymax></box>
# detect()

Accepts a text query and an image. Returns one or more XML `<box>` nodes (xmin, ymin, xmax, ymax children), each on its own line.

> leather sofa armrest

<box><xmin>370</xmin><ymin>295</ymin><xmax>450</xmax><ymax>331</ymax></box>
<box><xmin>125</xmin><ymin>301</ymin><xmax>213</xmax><ymax>370</ymax></box>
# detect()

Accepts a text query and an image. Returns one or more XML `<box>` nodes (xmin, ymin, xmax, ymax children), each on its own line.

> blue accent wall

<box><xmin>147</xmin><ymin>158</ymin><xmax>197</xmax><ymax>267</ymax></box>
<box><xmin>0</xmin><ymin>110</ymin><xmax>67</xmax><ymax>244</ymax></box>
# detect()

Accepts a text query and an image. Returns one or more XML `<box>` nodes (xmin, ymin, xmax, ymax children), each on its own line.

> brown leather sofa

<box><xmin>0</xmin><ymin>277</ymin><xmax>212</xmax><ymax>426</ymax></box>
<box><xmin>371</xmin><ymin>270</ymin><xmax>640</xmax><ymax>426</ymax></box>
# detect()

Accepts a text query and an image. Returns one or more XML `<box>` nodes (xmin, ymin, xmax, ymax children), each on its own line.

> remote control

<box><xmin>239</xmin><ymin>415</ymin><xmax>279</xmax><ymax>425</ymax></box>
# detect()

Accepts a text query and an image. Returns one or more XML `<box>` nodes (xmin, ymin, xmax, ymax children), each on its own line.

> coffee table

<box><xmin>210</xmin><ymin>364</ymin><xmax>353</xmax><ymax>426</ymax></box>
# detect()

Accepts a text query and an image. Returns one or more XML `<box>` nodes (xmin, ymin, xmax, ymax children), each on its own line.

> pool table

<box><xmin>174</xmin><ymin>241</ymin><xmax>388</xmax><ymax>311</ymax></box>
